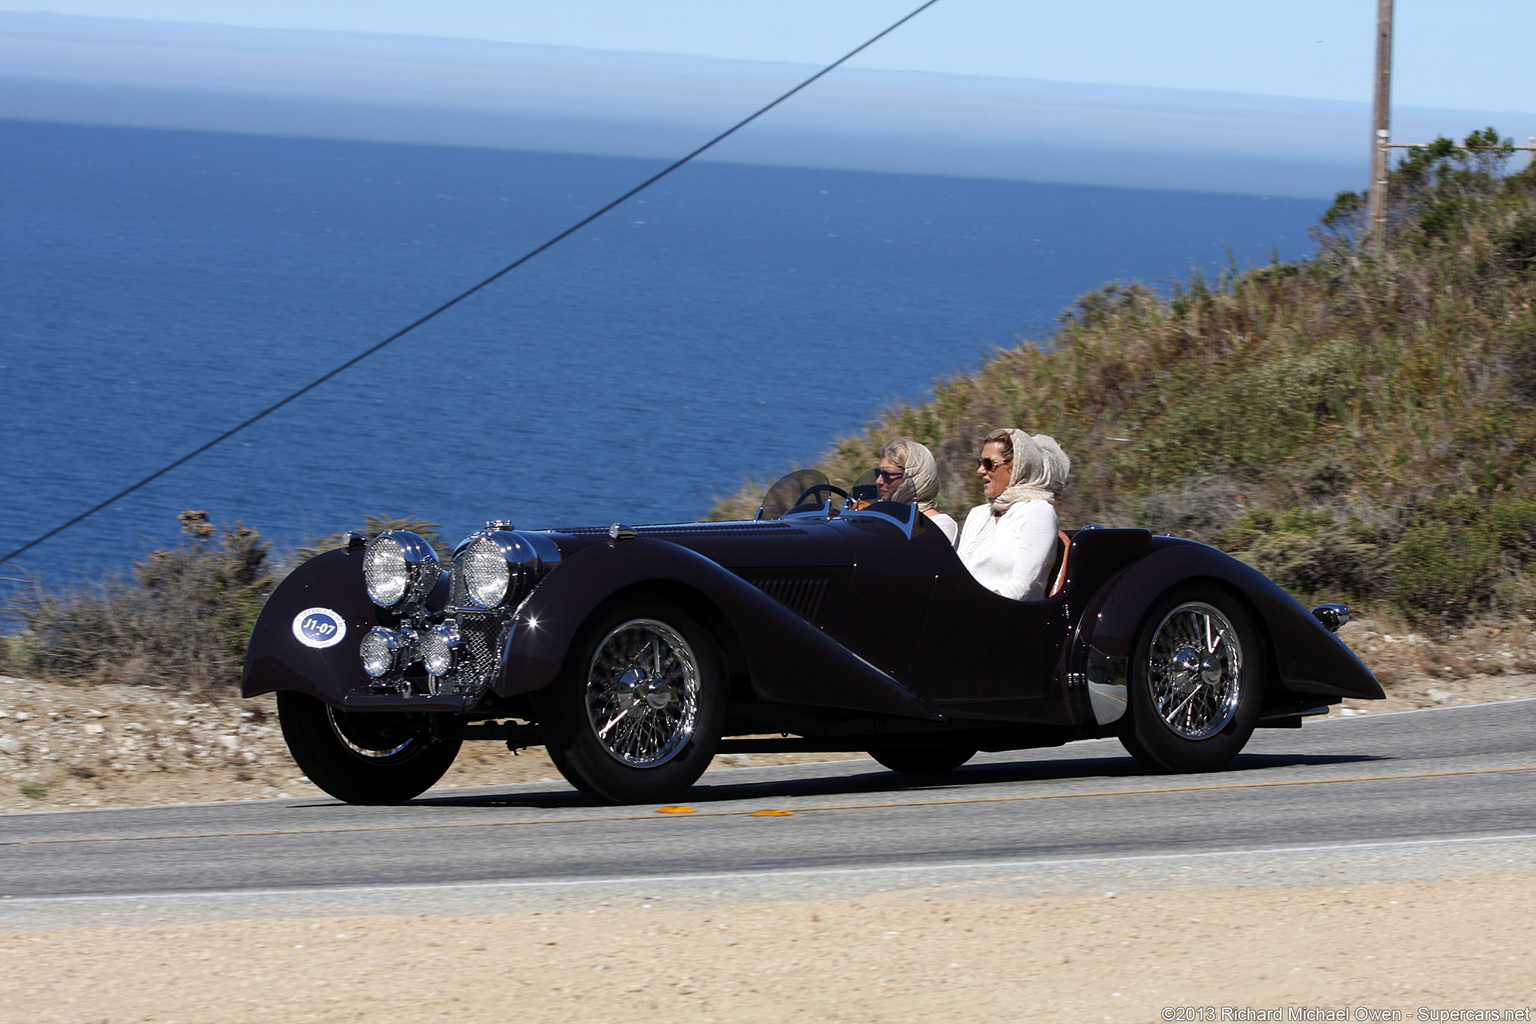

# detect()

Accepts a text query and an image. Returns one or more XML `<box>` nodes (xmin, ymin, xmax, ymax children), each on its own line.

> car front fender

<box><xmin>242</xmin><ymin>546</ymin><xmax>382</xmax><ymax>703</ymax></box>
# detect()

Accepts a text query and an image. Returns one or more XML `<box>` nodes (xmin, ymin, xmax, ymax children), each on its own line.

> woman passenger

<box><xmin>876</xmin><ymin>437</ymin><xmax>959</xmax><ymax>546</ymax></box>
<box><xmin>956</xmin><ymin>429</ymin><xmax>1067</xmax><ymax>599</ymax></box>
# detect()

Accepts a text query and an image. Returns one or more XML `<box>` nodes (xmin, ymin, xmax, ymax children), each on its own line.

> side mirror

<box><xmin>1311</xmin><ymin>603</ymin><xmax>1350</xmax><ymax>633</ymax></box>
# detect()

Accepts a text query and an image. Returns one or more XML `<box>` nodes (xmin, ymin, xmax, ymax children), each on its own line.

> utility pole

<box><xmin>1367</xmin><ymin>0</ymin><xmax>1394</xmax><ymax>253</ymax></box>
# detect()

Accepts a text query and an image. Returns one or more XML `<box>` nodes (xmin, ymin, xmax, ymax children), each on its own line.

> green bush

<box><xmin>1391</xmin><ymin>521</ymin><xmax>1497</xmax><ymax>619</ymax></box>
<box><xmin>0</xmin><ymin>628</ymin><xmax>40</xmax><ymax>676</ymax></box>
<box><xmin>1388</xmin><ymin>497</ymin><xmax>1536</xmax><ymax>620</ymax></box>
<box><xmin>1220</xmin><ymin>509</ymin><xmax>1388</xmax><ymax>599</ymax></box>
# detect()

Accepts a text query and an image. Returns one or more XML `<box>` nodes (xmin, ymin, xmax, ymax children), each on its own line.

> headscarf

<box><xmin>881</xmin><ymin>437</ymin><xmax>941</xmax><ymax>512</ymax></box>
<box><xmin>985</xmin><ymin>428</ymin><xmax>1054</xmax><ymax>514</ymax></box>
<box><xmin>1031</xmin><ymin>433</ymin><xmax>1071</xmax><ymax>495</ymax></box>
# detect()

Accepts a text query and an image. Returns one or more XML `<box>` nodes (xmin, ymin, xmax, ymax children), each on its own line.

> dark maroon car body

<box><xmin>243</xmin><ymin>492</ymin><xmax>1381</xmax><ymax>803</ymax></box>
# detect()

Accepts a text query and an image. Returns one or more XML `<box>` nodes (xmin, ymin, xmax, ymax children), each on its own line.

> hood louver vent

<box><xmin>748</xmin><ymin>576</ymin><xmax>830</xmax><ymax>622</ymax></box>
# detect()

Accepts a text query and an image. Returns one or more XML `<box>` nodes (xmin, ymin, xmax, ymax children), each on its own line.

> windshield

<box><xmin>756</xmin><ymin>468</ymin><xmax>916</xmax><ymax>529</ymax></box>
<box><xmin>850</xmin><ymin>467</ymin><xmax>880</xmax><ymax>506</ymax></box>
<box><xmin>757</xmin><ymin>470</ymin><xmax>834</xmax><ymax>520</ymax></box>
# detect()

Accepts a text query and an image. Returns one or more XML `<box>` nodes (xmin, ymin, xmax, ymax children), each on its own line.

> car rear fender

<box><xmin>1071</xmin><ymin>541</ymin><xmax>1383</xmax><ymax>715</ymax></box>
<box><xmin>497</xmin><ymin>536</ymin><xmax>941</xmax><ymax>720</ymax></box>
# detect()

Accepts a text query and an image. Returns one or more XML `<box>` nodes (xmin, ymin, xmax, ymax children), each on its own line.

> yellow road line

<box><xmin>3</xmin><ymin>764</ymin><xmax>1533</xmax><ymax>849</ymax></box>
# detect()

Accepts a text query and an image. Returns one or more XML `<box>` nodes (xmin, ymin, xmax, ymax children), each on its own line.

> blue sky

<box><xmin>2</xmin><ymin>0</ymin><xmax>1533</xmax><ymax>110</ymax></box>
<box><xmin>2</xmin><ymin>1</ymin><xmax>1534</xmax><ymax>197</ymax></box>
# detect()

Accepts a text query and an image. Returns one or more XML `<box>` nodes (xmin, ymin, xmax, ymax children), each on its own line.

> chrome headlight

<box><xmin>450</xmin><ymin>527</ymin><xmax>558</xmax><ymax>611</ymax></box>
<box><xmin>362</xmin><ymin>530</ymin><xmax>440</xmax><ymax>613</ymax></box>
<box><xmin>460</xmin><ymin>535</ymin><xmax>510</xmax><ymax>608</ymax></box>
<box><xmin>360</xmin><ymin>627</ymin><xmax>405</xmax><ymax>679</ymax></box>
<box><xmin>420</xmin><ymin>622</ymin><xmax>458</xmax><ymax>677</ymax></box>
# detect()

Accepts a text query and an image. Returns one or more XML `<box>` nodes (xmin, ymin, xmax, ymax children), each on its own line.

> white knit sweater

<box><xmin>956</xmin><ymin>500</ymin><xmax>1058</xmax><ymax>600</ymax></box>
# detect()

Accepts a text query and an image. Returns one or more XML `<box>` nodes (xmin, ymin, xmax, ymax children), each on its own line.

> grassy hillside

<box><xmin>712</xmin><ymin>129</ymin><xmax>1536</xmax><ymax>623</ymax></box>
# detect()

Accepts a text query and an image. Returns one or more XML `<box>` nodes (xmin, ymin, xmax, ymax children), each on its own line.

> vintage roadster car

<box><xmin>242</xmin><ymin>472</ymin><xmax>1383</xmax><ymax>805</ymax></box>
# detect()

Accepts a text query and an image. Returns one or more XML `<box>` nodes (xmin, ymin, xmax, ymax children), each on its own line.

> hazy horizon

<box><xmin>5</xmin><ymin>10</ymin><xmax>1536</xmax><ymax>199</ymax></box>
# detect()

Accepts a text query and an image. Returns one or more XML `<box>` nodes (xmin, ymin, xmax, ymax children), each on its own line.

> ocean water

<box><xmin>0</xmin><ymin>119</ymin><xmax>1326</xmax><ymax>581</ymax></box>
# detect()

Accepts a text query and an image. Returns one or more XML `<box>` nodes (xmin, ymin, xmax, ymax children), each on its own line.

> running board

<box><xmin>1256</xmin><ymin>705</ymin><xmax>1332</xmax><ymax>729</ymax></box>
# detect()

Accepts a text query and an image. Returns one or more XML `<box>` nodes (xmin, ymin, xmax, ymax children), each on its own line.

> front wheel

<box><xmin>276</xmin><ymin>691</ymin><xmax>461</xmax><ymax>804</ymax></box>
<box><xmin>543</xmin><ymin>599</ymin><xmax>726</xmax><ymax>804</ymax></box>
<box><xmin>1119</xmin><ymin>588</ymin><xmax>1264</xmax><ymax>773</ymax></box>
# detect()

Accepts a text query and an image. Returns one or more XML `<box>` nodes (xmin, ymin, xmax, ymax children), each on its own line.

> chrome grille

<box><xmin>448</xmin><ymin>565</ymin><xmax>471</xmax><ymax>609</ymax></box>
<box><xmin>447</xmin><ymin>611</ymin><xmax>504</xmax><ymax>695</ymax></box>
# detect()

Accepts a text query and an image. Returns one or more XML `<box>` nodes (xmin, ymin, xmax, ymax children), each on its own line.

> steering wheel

<box><xmin>794</xmin><ymin>483</ymin><xmax>852</xmax><ymax>508</ymax></box>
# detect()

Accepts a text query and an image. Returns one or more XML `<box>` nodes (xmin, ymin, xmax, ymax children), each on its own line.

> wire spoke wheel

<box><xmin>1146</xmin><ymin>602</ymin><xmax>1243</xmax><ymax>741</ymax></box>
<box><xmin>1120</xmin><ymin>587</ymin><xmax>1264</xmax><ymax>774</ymax></box>
<box><xmin>545</xmin><ymin>599</ymin><xmax>724</xmax><ymax>804</ymax></box>
<box><xmin>585</xmin><ymin>619</ymin><xmax>701</xmax><ymax>768</ymax></box>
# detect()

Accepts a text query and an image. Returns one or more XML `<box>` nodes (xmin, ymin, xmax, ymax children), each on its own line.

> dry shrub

<box><xmin>1415</xmin><ymin>643</ymin><xmax>1455</xmax><ymax>677</ymax></box>
<box><xmin>0</xmin><ymin>511</ymin><xmax>276</xmax><ymax>692</ymax></box>
<box><xmin>0</xmin><ymin>512</ymin><xmax>461</xmax><ymax>694</ymax></box>
<box><xmin>1127</xmin><ymin>476</ymin><xmax>1248</xmax><ymax>539</ymax></box>
<box><xmin>297</xmin><ymin>514</ymin><xmax>449</xmax><ymax>563</ymax></box>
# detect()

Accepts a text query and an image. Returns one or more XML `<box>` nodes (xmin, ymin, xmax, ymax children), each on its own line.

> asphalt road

<box><xmin>2</xmin><ymin>701</ymin><xmax>1534</xmax><ymax>913</ymax></box>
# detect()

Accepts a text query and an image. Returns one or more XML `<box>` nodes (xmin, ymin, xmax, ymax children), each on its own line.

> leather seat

<box><xmin>1046</xmin><ymin>530</ymin><xmax>1072</xmax><ymax>598</ymax></box>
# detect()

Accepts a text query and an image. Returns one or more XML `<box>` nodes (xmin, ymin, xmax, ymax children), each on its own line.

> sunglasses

<box><xmin>875</xmin><ymin>469</ymin><xmax>905</xmax><ymax>482</ymax></box>
<box><xmin>976</xmin><ymin>456</ymin><xmax>1011</xmax><ymax>472</ymax></box>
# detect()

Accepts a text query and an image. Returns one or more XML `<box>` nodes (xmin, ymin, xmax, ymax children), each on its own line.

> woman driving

<box><xmin>877</xmin><ymin>437</ymin><xmax>959</xmax><ymax>546</ymax></box>
<box><xmin>956</xmin><ymin>428</ymin><xmax>1068</xmax><ymax>599</ymax></box>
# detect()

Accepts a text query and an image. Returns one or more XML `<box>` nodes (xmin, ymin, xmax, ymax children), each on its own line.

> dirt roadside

<box><xmin>0</xmin><ymin>613</ymin><xmax>1531</xmax><ymax>813</ymax></box>
<box><xmin>5</xmin><ymin>874</ymin><xmax>1533</xmax><ymax>1023</ymax></box>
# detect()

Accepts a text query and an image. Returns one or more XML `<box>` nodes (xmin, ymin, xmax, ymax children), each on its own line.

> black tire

<box><xmin>542</xmin><ymin>598</ymin><xmax>726</xmax><ymax>805</ymax></box>
<box><xmin>1119</xmin><ymin>586</ymin><xmax>1265</xmax><ymax>773</ymax></box>
<box><xmin>868</xmin><ymin>744</ymin><xmax>976</xmax><ymax>775</ymax></box>
<box><xmin>276</xmin><ymin>691</ymin><xmax>461</xmax><ymax>804</ymax></box>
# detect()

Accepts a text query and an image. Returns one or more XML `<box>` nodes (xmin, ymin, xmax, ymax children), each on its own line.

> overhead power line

<box><xmin>2</xmin><ymin>0</ymin><xmax>942</xmax><ymax>568</ymax></box>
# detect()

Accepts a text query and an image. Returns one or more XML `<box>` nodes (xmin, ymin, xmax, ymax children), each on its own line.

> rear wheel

<box><xmin>868</xmin><ymin>745</ymin><xmax>976</xmax><ymax>775</ymax></box>
<box><xmin>276</xmin><ymin>691</ymin><xmax>461</xmax><ymax>804</ymax></box>
<box><xmin>543</xmin><ymin>599</ymin><xmax>725</xmax><ymax>804</ymax></box>
<box><xmin>1119</xmin><ymin>587</ymin><xmax>1264</xmax><ymax>773</ymax></box>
